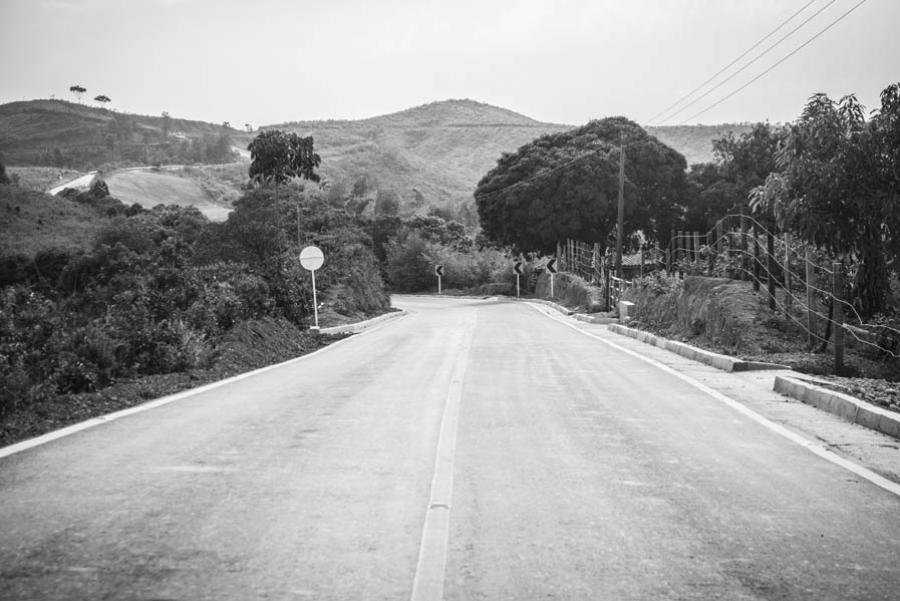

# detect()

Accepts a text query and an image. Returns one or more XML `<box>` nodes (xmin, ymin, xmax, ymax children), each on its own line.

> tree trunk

<box><xmin>855</xmin><ymin>220</ymin><xmax>888</xmax><ymax>317</ymax></box>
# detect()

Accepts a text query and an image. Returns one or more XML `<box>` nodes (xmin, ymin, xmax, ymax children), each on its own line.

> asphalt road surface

<box><xmin>1</xmin><ymin>296</ymin><xmax>899</xmax><ymax>600</ymax></box>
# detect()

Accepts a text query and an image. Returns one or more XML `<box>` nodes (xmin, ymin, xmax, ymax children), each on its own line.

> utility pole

<box><xmin>615</xmin><ymin>144</ymin><xmax>625</xmax><ymax>280</ymax></box>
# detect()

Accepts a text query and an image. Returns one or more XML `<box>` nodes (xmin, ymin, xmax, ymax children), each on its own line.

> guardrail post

<box><xmin>833</xmin><ymin>261</ymin><xmax>845</xmax><ymax>374</ymax></box>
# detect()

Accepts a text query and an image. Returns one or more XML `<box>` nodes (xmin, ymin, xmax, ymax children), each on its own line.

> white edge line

<box><xmin>0</xmin><ymin>311</ymin><xmax>411</xmax><ymax>459</ymax></box>
<box><xmin>524</xmin><ymin>302</ymin><xmax>900</xmax><ymax>499</ymax></box>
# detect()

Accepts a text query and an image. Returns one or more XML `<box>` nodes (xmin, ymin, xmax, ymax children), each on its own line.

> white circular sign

<box><xmin>299</xmin><ymin>245</ymin><xmax>324</xmax><ymax>271</ymax></box>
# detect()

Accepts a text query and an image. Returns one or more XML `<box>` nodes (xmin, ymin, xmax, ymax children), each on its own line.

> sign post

<box><xmin>300</xmin><ymin>245</ymin><xmax>325</xmax><ymax>330</ymax></box>
<box><xmin>435</xmin><ymin>264</ymin><xmax>444</xmax><ymax>295</ymax></box>
<box><xmin>513</xmin><ymin>261</ymin><xmax>524</xmax><ymax>298</ymax></box>
<box><xmin>546</xmin><ymin>258</ymin><xmax>558</xmax><ymax>298</ymax></box>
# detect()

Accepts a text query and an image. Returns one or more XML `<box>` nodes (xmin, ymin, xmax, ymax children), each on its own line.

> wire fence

<box><xmin>553</xmin><ymin>213</ymin><xmax>900</xmax><ymax>372</ymax></box>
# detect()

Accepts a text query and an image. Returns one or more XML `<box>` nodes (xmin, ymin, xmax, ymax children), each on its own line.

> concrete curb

<box><xmin>607</xmin><ymin>324</ymin><xmax>791</xmax><ymax>373</ymax></box>
<box><xmin>320</xmin><ymin>310</ymin><xmax>407</xmax><ymax>335</ymax></box>
<box><xmin>774</xmin><ymin>375</ymin><xmax>900</xmax><ymax>440</ymax></box>
<box><xmin>523</xmin><ymin>298</ymin><xmax>573</xmax><ymax>315</ymax></box>
<box><xmin>574</xmin><ymin>313</ymin><xmax>618</xmax><ymax>324</ymax></box>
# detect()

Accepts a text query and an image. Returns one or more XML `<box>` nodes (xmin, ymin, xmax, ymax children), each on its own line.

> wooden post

<box><xmin>639</xmin><ymin>245</ymin><xmax>645</xmax><ymax>278</ymax></box>
<box><xmin>707</xmin><ymin>231</ymin><xmax>715</xmax><ymax>275</ymax></box>
<box><xmin>833</xmin><ymin>261</ymin><xmax>845</xmax><ymax>374</ymax></box>
<box><xmin>604</xmin><ymin>253</ymin><xmax>611</xmax><ymax>311</ymax></box>
<box><xmin>767</xmin><ymin>232</ymin><xmax>776</xmax><ymax>311</ymax></box>
<box><xmin>740</xmin><ymin>210</ymin><xmax>748</xmax><ymax>281</ymax></box>
<box><xmin>784</xmin><ymin>233</ymin><xmax>792</xmax><ymax>311</ymax></box>
<box><xmin>669</xmin><ymin>231</ymin><xmax>675</xmax><ymax>273</ymax></box>
<box><xmin>806</xmin><ymin>247</ymin><xmax>815</xmax><ymax>348</ymax></box>
<box><xmin>693</xmin><ymin>231</ymin><xmax>700</xmax><ymax>265</ymax></box>
<box><xmin>615</xmin><ymin>145</ymin><xmax>625</xmax><ymax>280</ymax></box>
<box><xmin>716</xmin><ymin>219</ymin><xmax>724</xmax><ymax>256</ymax></box>
<box><xmin>752</xmin><ymin>221</ymin><xmax>760</xmax><ymax>292</ymax></box>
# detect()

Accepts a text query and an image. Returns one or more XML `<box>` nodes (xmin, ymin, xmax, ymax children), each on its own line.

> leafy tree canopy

<box><xmin>248</xmin><ymin>129</ymin><xmax>321</xmax><ymax>187</ymax></box>
<box><xmin>474</xmin><ymin>117</ymin><xmax>687</xmax><ymax>253</ymax></box>
<box><xmin>750</xmin><ymin>83</ymin><xmax>900</xmax><ymax>315</ymax></box>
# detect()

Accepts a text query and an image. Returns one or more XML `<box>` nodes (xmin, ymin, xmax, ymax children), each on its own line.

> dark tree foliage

<box><xmin>0</xmin><ymin>160</ymin><xmax>9</xmax><ymax>186</ymax></box>
<box><xmin>474</xmin><ymin>117</ymin><xmax>687</xmax><ymax>253</ymax></box>
<box><xmin>682</xmin><ymin>123</ymin><xmax>785</xmax><ymax>233</ymax></box>
<box><xmin>750</xmin><ymin>83</ymin><xmax>900</xmax><ymax>315</ymax></box>
<box><xmin>248</xmin><ymin>130</ymin><xmax>321</xmax><ymax>187</ymax></box>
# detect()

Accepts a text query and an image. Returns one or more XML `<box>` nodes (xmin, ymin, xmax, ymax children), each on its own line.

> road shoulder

<box><xmin>525</xmin><ymin>303</ymin><xmax>900</xmax><ymax>488</ymax></box>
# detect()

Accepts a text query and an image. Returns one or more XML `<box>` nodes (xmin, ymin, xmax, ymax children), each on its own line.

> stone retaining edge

<box><xmin>607</xmin><ymin>324</ymin><xmax>790</xmax><ymax>373</ymax></box>
<box><xmin>773</xmin><ymin>375</ymin><xmax>900</xmax><ymax>440</ymax></box>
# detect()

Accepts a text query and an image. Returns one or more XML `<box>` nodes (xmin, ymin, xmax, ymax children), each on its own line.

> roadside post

<box><xmin>435</xmin><ymin>264</ymin><xmax>444</xmax><ymax>295</ymax></box>
<box><xmin>546</xmin><ymin>258</ymin><xmax>558</xmax><ymax>298</ymax></box>
<box><xmin>300</xmin><ymin>245</ymin><xmax>324</xmax><ymax>330</ymax></box>
<box><xmin>513</xmin><ymin>260</ymin><xmax>524</xmax><ymax>297</ymax></box>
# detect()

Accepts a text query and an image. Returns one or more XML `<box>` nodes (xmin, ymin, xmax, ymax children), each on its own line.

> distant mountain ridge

<box><xmin>0</xmin><ymin>98</ymin><xmax>752</xmax><ymax>225</ymax></box>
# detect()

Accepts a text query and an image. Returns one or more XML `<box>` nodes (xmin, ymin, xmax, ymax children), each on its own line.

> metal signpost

<box><xmin>513</xmin><ymin>261</ymin><xmax>524</xmax><ymax>297</ymax></box>
<box><xmin>435</xmin><ymin>264</ymin><xmax>444</xmax><ymax>294</ymax></box>
<box><xmin>300</xmin><ymin>245</ymin><xmax>324</xmax><ymax>330</ymax></box>
<box><xmin>546</xmin><ymin>258</ymin><xmax>557</xmax><ymax>298</ymax></box>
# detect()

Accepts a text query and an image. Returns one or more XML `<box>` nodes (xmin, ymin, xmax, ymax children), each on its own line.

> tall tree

<box><xmin>69</xmin><ymin>85</ymin><xmax>86</xmax><ymax>103</ymax></box>
<box><xmin>247</xmin><ymin>130</ymin><xmax>321</xmax><ymax>188</ymax></box>
<box><xmin>474</xmin><ymin>117</ymin><xmax>687</xmax><ymax>253</ymax></box>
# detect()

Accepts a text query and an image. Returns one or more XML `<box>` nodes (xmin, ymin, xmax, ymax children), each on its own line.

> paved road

<box><xmin>1</xmin><ymin>296</ymin><xmax>899</xmax><ymax>600</ymax></box>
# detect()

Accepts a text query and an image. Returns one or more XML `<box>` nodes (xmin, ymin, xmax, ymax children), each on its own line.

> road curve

<box><xmin>1</xmin><ymin>296</ymin><xmax>898</xmax><ymax>600</ymax></box>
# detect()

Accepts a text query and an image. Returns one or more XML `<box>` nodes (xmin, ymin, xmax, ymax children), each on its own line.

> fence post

<box><xmin>740</xmin><ymin>210</ymin><xmax>748</xmax><ymax>280</ymax></box>
<box><xmin>767</xmin><ymin>231</ymin><xmax>776</xmax><ymax>311</ymax></box>
<box><xmin>639</xmin><ymin>244</ymin><xmax>645</xmax><ymax>278</ymax></box>
<box><xmin>784</xmin><ymin>233</ymin><xmax>792</xmax><ymax>311</ymax></box>
<box><xmin>668</xmin><ymin>231</ymin><xmax>675</xmax><ymax>274</ymax></box>
<box><xmin>752</xmin><ymin>221</ymin><xmax>760</xmax><ymax>292</ymax></box>
<box><xmin>604</xmin><ymin>253</ymin><xmax>611</xmax><ymax>311</ymax></box>
<box><xmin>833</xmin><ymin>261</ymin><xmax>845</xmax><ymax>374</ymax></box>
<box><xmin>806</xmin><ymin>247</ymin><xmax>815</xmax><ymax>348</ymax></box>
<box><xmin>715</xmin><ymin>219</ymin><xmax>723</xmax><ymax>255</ymax></box>
<box><xmin>556</xmin><ymin>241</ymin><xmax>562</xmax><ymax>271</ymax></box>
<box><xmin>707</xmin><ymin>231</ymin><xmax>715</xmax><ymax>275</ymax></box>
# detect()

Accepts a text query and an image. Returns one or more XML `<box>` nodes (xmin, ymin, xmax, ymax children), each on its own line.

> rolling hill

<box><xmin>270</xmin><ymin>99</ymin><xmax>751</xmax><ymax>223</ymax></box>
<box><xmin>1</xmin><ymin>98</ymin><xmax>752</xmax><ymax>227</ymax></box>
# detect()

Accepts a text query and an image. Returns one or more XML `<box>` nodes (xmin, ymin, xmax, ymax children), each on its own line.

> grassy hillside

<box><xmin>106</xmin><ymin>169</ymin><xmax>233</xmax><ymax>221</ymax></box>
<box><xmin>1</xmin><ymin>98</ymin><xmax>749</xmax><ymax>226</ymax></box>
<box><xmin>272</xmin><ymin>99</ymin><xmax>569</xmax><ymax>222</ymax></box>
<box><xmin>0</xmin><ymin>99</ymin><xmax>251</xmax><ymax>169</ymax></box>
<box><xmin>647</xmin><ymin>123</ymin><xmax>754</xmax><ymax>166</ymax></box>
<box><xmin>273</xmin><ymin>100</ymin><xmax>747</xmax><ymax>223</ymax></box>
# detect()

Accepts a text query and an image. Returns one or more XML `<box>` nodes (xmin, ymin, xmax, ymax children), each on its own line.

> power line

<box><xmin>679</xmin><ymin>0</ymin><xmax>869</xmax><ymax>125</ymax></box>
<box><xmin>657</xmin><ymin>0</ymin><xmax>839</xmax><ymax>125</ymax></box>
<box><xmin>647</xmin><ymin>0</ymin><xmax>819</xmax><ymax>125</ymax></box>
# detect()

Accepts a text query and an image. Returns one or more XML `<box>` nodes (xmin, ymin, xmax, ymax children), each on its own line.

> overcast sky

<box><xmin>2</xmin><ymin>0</ymin><xmax>897</xmax><ymax>127</ymax></box>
